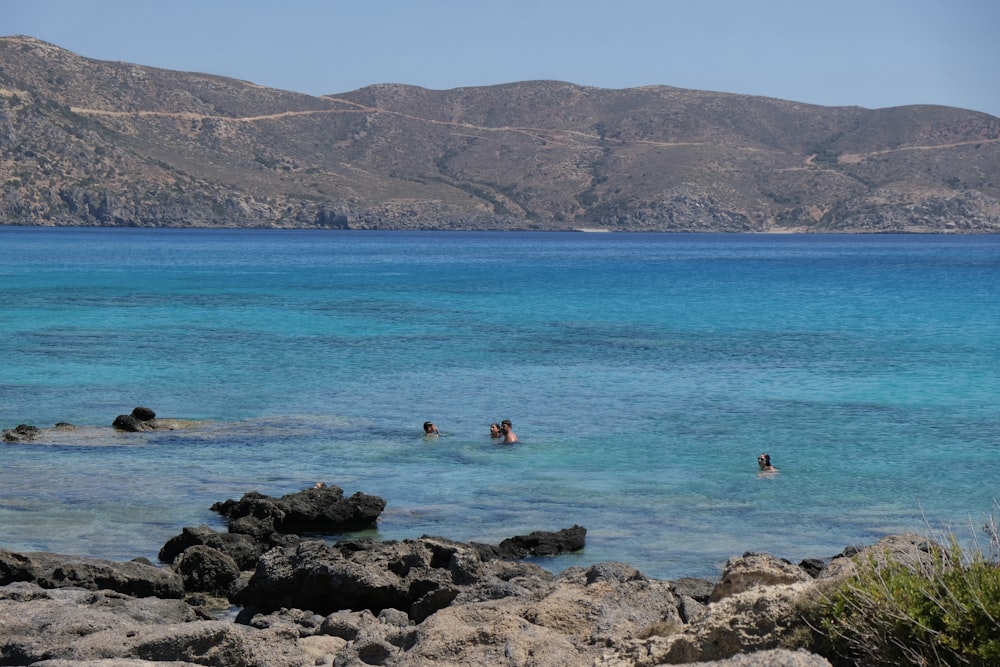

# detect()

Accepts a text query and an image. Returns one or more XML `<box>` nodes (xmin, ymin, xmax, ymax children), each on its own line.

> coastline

<box><xmin>3</xmin><ymin>483</ymin><xmax>907</xmax><ymax>666</ymax></box>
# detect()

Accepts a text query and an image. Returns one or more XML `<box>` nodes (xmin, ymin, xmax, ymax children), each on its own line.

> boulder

<box><xmin>112</xmin><ymin>414</ymin><xmax>146</xmax><ymax>432</ymax></box>
<box><xmin>172</xmin><ymin>545</ymin><xmax>242</xmax><ymax>597</ymax></box>
<box><xmin>131</xmin><ymin>406</ymin><xmax>156</xmax><ymax>421</ymax></box>
<box><xmin>159</xmin><ymin>525</ymin><xmax>266</xmax><ymax>570</ymax></box>
<box><xmin>709</xmin><ymin>552</ymin><xmax>813</xmax><ymax>602</ymax></box>
<box><xmin>112</xmin><ymin>407</ymin><xmax>189</xmax><ymax>432</ymax></box>
<box><xmin>480</xmin><ymin>524</ymin><xmax>587</xmax><ymax>559</ymax></box>
<box><xmin>641</xmin><ymin>582</ymin><xmax>822</xmax><ymax>665</ymax></box>
<box><xmin>815</xmin><ymin>532</ymin><xmax>942</xmax><ymax>581</ymax></box>
<box><xmin>0</xmin><ymin>549</ymin><xmax>183</xmax><ymax>599</ymax></box>
<box><xmin>3</xmin><ymin>423</ymin><xmax>41</xmax><ymax>442</ymax></box>
<box><xmin>211</xmin><ymin>485</ymin><xmax>386</xmax><ymax>537</ymax></box>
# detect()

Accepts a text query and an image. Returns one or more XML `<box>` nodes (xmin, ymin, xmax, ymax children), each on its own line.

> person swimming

<box><xmin>499</xmin><ymin>419</ymin><xmax>518</xmax><ymax>443</ymax></box>
<box><xmin>489</xmin><ymin>422</ymin><xmax>502</xmax><ymax>439</ymax></box>
<box><xmin>423</xmin><ymin>421</ymin><xmax>440</xmax><ymax>437</ymax></box>
<box><xmin>757</xmin><ymin>453</ymin><xmax>778</xmax><ymax>474</ymax></box>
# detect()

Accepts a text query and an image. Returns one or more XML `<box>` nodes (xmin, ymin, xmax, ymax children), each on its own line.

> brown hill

<box><xmin>2</xmin><ymin>35</ymin><xmax>998</xmax><ymax>231</ymax></box>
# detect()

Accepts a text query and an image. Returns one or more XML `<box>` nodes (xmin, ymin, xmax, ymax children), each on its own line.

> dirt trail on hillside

<box><xmin>69</xmin><ymin>100</ymin><xmax>999</xmax><ymax>156</ymax></box>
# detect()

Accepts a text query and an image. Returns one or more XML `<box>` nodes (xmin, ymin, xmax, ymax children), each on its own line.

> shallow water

<box><xmin>1</xmin><ymin>228</ymin><xmax>998</xmax><ymax>579</ymax></box>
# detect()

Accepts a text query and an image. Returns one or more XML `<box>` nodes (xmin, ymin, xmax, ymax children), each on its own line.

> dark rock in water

<box><xmin>2</xmin><ymin>423</ymin><xmax>41</xmax><ymax>443</ymax></box>
<box><xmin>113</xmin><ymin>406</ymin><xmax>159</xmax><ymax>431</ymax></box>
<box><xmin>131</xmin><ymin>406</ymin><xmax>156</xmax><ymax>421</ymax></box>
<box><xmin>0</xmin><ymin>548</ymin><xmax>183</xmax><ymax>599</ymax></box>
<box><xmin>159</xmin><ymin>524</ymin><xmax>266</xmax><ymax>570</ymax></box>
<box><xmin>497</xmin><ymin>524</ymin><xmax>586</xmax><ymax>558</ymax></box>
<box><xmin>211</xmin><ymin>485</ymin><xmax>386</xmax><ymax>537</ymax></box>
<box><xmin>112</xmin><ymin>413</ymin><xmax>145</xmax><ymax>431</ymax></box>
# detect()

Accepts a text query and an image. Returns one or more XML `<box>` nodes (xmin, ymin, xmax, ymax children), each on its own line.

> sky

<box><xmin>3</xmin><ymin>0</ymin><xmax>999</xmax><ymax>118</ymax></box>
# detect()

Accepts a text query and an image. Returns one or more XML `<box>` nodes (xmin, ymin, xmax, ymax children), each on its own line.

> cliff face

<box><xmin>2</xmin><ymin>35</ymin><xmax>999</xmax><ymax>231</ymax></box>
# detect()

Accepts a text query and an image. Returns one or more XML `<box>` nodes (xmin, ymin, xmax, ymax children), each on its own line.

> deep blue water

<box><xmin>1</xmin><ymin>228</ymin><xmax>998</xmax><ymax>580</ymax></box>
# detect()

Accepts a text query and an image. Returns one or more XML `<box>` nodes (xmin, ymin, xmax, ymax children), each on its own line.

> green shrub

<box><xmin>821</xmin><ymin>521</ymin><xmax>1000</xmax><ymax>666</ymax></box>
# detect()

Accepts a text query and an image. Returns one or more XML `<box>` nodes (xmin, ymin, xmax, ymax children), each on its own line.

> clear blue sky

<box><xmin>4</xmin><ymin>0</ymin><xmax>998</xmax><ymax>117</ymax></box>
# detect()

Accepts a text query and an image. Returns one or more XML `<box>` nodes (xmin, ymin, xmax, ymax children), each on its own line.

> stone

<box><xmin>112</xmin><ymin>414</ymin><xmax>145</xmax><ymax>432</ymax></box>
<box><xmin>3</xmin><ymin>423</ymin><xmax>42</xmax><ymax>442</ymax></box>
<box><xmin>172</xmin><ymin>545</ymin><xmax>241</xmax><ymax>597</ymax></box>
<box><xmin>0</xmin><ymin>549</ymin><xmax>183</xmax><ymax>599</ymax></box>
<box><xmin>131</xmin><ymin>406</ymin><xmax>156</xmax><ymax>421</ymax></box>
<box><xmin>159</xmin><ymin>525</ymin><xmax>265</xmax><ymax>570</ymax></box>
<box><xmin>709</xmin><ymin>552</ymin><xmax>812</xmax><ymax>602</ymax></box>
<box><xmin>210</xmin><ymin>485</ymin><xmax>386</xmax><ymax>537</ymax></box>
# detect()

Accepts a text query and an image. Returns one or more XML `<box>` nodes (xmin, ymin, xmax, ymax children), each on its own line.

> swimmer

<box><xmin>499</xmin><ymin>419</ymin><xmax>518</xmax><ymax>443</ymax></box>
<box><xmin>757</xmin><ymin>453</ymin><xmax>778</xmax><ymax>475</ymax></box>
<box><xmin>423</xmin><ymin>421</ymin><xmax>440</xmax><ymax>437</ymax></box>
<box><xmin>489</xmin><ymin>422</ymin><xmax>502</xmax><ymax>439</ymax></box>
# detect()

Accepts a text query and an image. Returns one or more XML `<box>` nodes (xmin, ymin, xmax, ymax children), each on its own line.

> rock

<box><xmin>172</xmin><ymin>545</ymin><xmax>241</xmax><ymax>597</ymax></box>
<box><xmin>234</xmin><ymin>536</ymin><xmax>554</xmax><ymax>619</ymax></box>
<box><xmin>112</xmin><ymin>414</ymin><xmax>146</xmax><ymax>432</ymax></box>
<box><xmin>0</xmin><ymin>532</ymin><xmax>918</xmax><ymax>667</ymax></box>
<box><xmin>0</xmin><ymin>549</ymin><xmax>184</xmax><ymax>599</ymax></box>
<box><xmin>3</xmin><ymin>423</ymin><xmax>41</xmax><ymax>442</ymax></box>
<box><xmin>709</xmin><ymin>552</ymin><xmax>812</xmax><ymax>602</ymax></box>
<box><xmin>682</xmin><ymin>648</ymin><xmax>833</xmax><ymax>666</ymax></box>
<box><xmin>494</xmin><ymin>524</ymin><xmax>587</xmax><ymax>558</ymax></box>
<box><xmin>0</xmin><ymin>582</ymin><xmax>201</xmax><ymax>664</ymax></box>
<box><xmin>131</xmin><ymin>406</ymin><xmax>156</xmax><ymax>421</ymax></box>
<box><xmin>159</xmin><ymin>525</ymin><xmax>265</xmax><ymax>570</ymax></box>
<box><xmin>113</xmin><ymin>407</ymin><xmax>187</xmax><ymax>432</ymax></box>
<box><xmin>607</xmin><ymin>581</ymin><xmax>823</xmax><ymax>665</ymax></box>
<box><xmin>398</xmin><ymin>561</ymin><xmax>681</xmax><ymax>665</ymax></box>
<box><xmin>816</xmin><ymin>532</ymin><xmax>942</xmax><ymax>581</ymax></box>
<box><xmin>797</xmin><ymin>557</ymin><xmax>827</xmax><ymax>578</ymax></box>
<box><xmin>211</xmin><ymin>485</ymin><xmax>386</xmax><ymax>537</ymax></box>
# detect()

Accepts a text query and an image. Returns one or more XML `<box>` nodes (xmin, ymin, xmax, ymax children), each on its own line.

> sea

<box><xmin>1</xmin><ymin>227</ymin><xmax>998</xmax><ymax>581</ymax></box>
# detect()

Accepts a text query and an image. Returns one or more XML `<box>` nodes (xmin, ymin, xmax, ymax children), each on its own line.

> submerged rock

<box><xmin>2</xmin><ymin>423</ymin><xmax>41</xmax><ymax>443</ymax></box>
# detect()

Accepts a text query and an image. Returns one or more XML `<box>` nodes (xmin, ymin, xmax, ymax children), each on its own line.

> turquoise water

<box><xmin>1</xmin><ymin>228</ymin><xmax>998</xmax><ymax>580</ymax></box>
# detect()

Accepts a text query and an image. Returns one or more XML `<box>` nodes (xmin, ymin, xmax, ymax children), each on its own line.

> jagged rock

<box><xmin>489</xmin><ymin>524</ymin><xmax>586</xmax><ymax>558</ymax></box>
<box><xmin>606</xmin><ymin>581</ymin><xmax>822</xmax><ymax>665</ymax></box>
<box><xmin>233</xmin><ymin>536</ymin><xmax>555</xmax><ymax>619</ymax></box>
<box><xmin>172</xmin><ymin>545</ymin><xmax>241</xmax><ymax>597</ymax></box>
<box><xmin>0</xmin><ymin>549</ymin><xmax>183</xmax><ymax>599</ymax></box>
<box><xmin>210</xmin><ymin>485</ymin><xmax>386</xmax><ymax>537</ymax></box>
<box><xmin>3</xmin><ymin>423</ymin><xmax>41</xmax><ymax>442</ymax></box>
<box><xmin>815</xmin><ymin>532</ymin><xmax>942</xmax><ymax>581</ymax></box>
<box><xmin>0</xmin><ymin>582</ymin><xmax>200</xmax><ymax>664</ymax></box>
<box><xmin>709</xmin><ymin>552</ymin><xmax>813</xmax><ymax>602</ymax></box>
<box><xmin>159</xmin><ymin>525</ymin><xmax>266</xmax><ymax>570</ymax></box>
<box><xmin>1</xmin><ymin>532</ymin><xmax>920</xmax><ymax>667</ymax></box>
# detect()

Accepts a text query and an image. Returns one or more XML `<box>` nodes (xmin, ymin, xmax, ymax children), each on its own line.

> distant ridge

<box><xmin>1</xmin><ymin>35</ymin><xmax>998</xmax><ymax>232</ymax></box>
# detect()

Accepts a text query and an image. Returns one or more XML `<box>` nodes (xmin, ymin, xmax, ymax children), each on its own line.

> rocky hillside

<box><xmin>2</xmin><ymin>35</ymin><xmax>999</xmax><ymax>232</ymax></box>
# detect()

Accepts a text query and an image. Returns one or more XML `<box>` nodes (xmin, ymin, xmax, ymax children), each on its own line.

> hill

<box><xmin>2</xmin><ymin>35</ymin><xmax>998</xmax><ymax>231</ymax></box>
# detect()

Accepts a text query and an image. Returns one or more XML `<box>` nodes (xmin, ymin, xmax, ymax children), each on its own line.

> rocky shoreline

<box><xmin>0</xmin><ymin>478</ymin><xmax>938</xmax><ymax>666</ymax></box>
<box><xmin>3</xmin><ymin>410</ymin><xmax>934</xmax><ymax>665</ymax></box>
